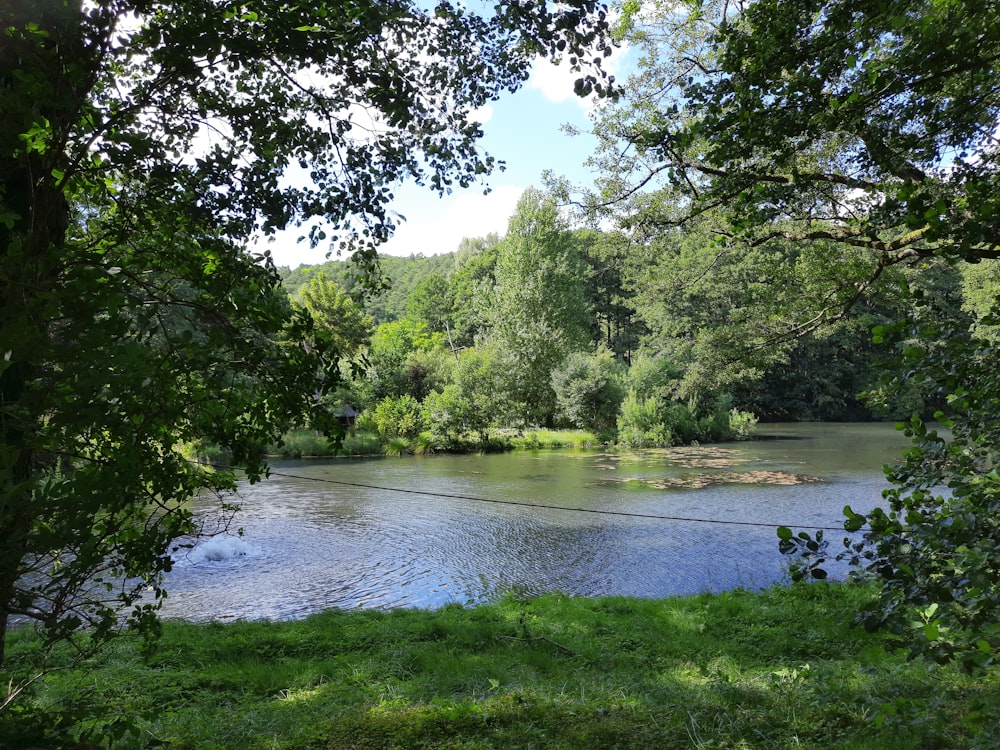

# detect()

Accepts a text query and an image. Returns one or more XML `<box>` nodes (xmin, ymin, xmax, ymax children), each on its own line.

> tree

<box><xmin>371</xmin><ymin>394</ymin><xmax>425</xmax><ymax>441</ymax></box>
<box><xmin>423</xmin><ymin>344</ymin><xmax>512</xmax><ymax>447</ymax></box>
<box><xmin>481</xmin><ymin>188</ymin><xmax>593</xmax><ymax>425</ymax></box>
<box><xmin>449</xmin><ymin>234</ymin><xmax>503</xmax><ymax>347</ymax></box>
<box><xmin>0</xmin><ymin>0</ymin><xmax>613</xmax><ymax>703</ymax></box>
<box><xmin>298</xmin><ymin>272</ymin><xmax>374</xmax><ymax>358</ymax></box>
<box><xmin>406</xmin><ymin>273</ymin><xmax>455</xmax><ymax>335</ymax></box>
<box><xmin>622</xmin><ymin>213</ymin><xmax>911</xmax><ymax>399</ymax></box>
<box><xmin>589</xmin><ymin>0</ymin><xmax>1000</xmax><ymax>664</ymax></box>
<box><xmin>576</xmin><ymin>230</ymin><xmax>646</xmax><ymax>364</ymax></box>
<box><xmin>551</xmin><ymin>347</ymin><xmax>625</xmax><ymax>434</ymax></box>
<box><xmin>782</xmin><ymin>311</ymin><xmax>1000</xmax><ymax>669</ymax></box>
<box><xmin>351</xmin><ymin>314</ymin><xmax>455</xmax><ymax>407</ymax></box>
<box><xmin>594</xmin><ymin>0</ymin><xmax>1000</xmax><ymax>270</ymax></box>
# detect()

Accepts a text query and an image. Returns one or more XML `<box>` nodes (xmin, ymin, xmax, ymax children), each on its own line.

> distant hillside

<box><xmin>280</xmin><ymin>252</ymin><xmax>459</xmax><ymax>323</ymax></box>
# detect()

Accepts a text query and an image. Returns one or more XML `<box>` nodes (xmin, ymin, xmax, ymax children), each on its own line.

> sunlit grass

<box><xmin>6</xmin><ymin>583</ymin><xmax>999</xmax><ymax>749</ymax></box>
<box><xmin>383</xmin><ymin>437</ymin><xmax>412</xmax><ymax>456</ymax></box>
<box><xmin>271</xmin><ymin>428</ymin><xmax>334</xmax><ymax>457</ymax></box>
<box><xmin>508</xmin><ymin>429</ymin><xmax>601</xmax><ymax>450</ymax></box>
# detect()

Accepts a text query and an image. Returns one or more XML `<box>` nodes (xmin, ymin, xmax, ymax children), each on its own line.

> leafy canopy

<box><xmin>0</xmin><ymin>0</ymin><xmax>613</xmax><ymax>698</ymax></box>
<box><xmin>588</xmin><ymin>0</ymin><xmax>1000</xmax><ymax>666</ymax></box>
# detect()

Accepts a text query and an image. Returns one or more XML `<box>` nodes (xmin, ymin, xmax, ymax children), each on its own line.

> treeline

<box><xmin>279</xmin><ymin>188</ymin><xmax>999</xmax><ymax>453</ymax></box>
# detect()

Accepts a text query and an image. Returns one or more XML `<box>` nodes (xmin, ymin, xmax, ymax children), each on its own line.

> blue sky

<box><xmin>264</xmin><ymin>52</ymin><xmax>627</xmax><ymax>269</ymax></box>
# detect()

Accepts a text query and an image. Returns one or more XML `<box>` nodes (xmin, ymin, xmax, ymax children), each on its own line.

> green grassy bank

<box><xmin>5</xmin><ymin>584</ymin><xmax>999</xmax><ymax>749</ymax></box>
<box><xmin>270</xmin><ymin>428</ymin><xmax>603</xmax><ymax>458</ymax></box>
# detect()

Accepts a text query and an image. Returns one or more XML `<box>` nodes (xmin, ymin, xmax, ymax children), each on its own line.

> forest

<box><xmin>3</xmin><ymin>0</ymin><xmax>1000</xmax><ymax>746</ymax></box>
<box><xmin>278</xmin><ymin>197</ymin><xmax>1000</xmax><ymax>455</ymax></box>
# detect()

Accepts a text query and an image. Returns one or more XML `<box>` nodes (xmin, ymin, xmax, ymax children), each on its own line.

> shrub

<box><xmin>616</xmin><ymin>391</ymin><xmax>671</xmax><ymax>448</ymax></box>
<box><xmin>551</xmin><ymin>347</ymin><xmax>625</xmax><ymax>433</ymax></box>
<box><xmin>383</xmin><ymin>437</ymin><xmax>412</xmax><ymax>456</ymax></box>
<box><xmin>727</xmin><ymin>408</ymin><xmax>758</xmax><ymax>440</ymax></box>
<box><xmin>337</xmin><ymin>432</ymin><xmax>381</xmax><ymax>456</ymax></box>
<box><xmin>372</xmin><ymin>395</ymin><xmax>425</xmax><ymax>440</ymax></box>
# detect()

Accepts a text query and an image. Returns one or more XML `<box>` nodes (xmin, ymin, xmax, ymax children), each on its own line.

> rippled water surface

<box><xmin>160</xmin><ymin>423</ymin><xmax>910</xmax><ymax>621</ymax></box>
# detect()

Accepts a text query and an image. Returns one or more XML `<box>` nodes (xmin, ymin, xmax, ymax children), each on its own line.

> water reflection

<box><xmin>160</xmin><ymin>423</ymin><xmax>910</xmax><ymax>622</ymax></box>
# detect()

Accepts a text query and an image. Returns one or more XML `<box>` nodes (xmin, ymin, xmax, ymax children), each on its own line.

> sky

<box><xmin>262</xmin><ymin>52</ymin><xmax>629</xmax><ymax>269</ymax></box>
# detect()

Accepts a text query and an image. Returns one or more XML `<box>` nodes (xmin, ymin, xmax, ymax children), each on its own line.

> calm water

<box><xmin>160</xmin><ymin>423</ymin><xmax>910</xmax><ymax>621</ymax></box>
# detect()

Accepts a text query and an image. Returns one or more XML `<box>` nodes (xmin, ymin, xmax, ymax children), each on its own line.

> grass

<box><xmin>5</xmin><ymin>583</ymin><xmax>999</xmax><ymax>749</ymax></box>
<box><xmin>269</xmin><ymin>429</ymin><xmax>602</xmax><ymax>459</ymax></box>
<box><xmin>271</xmin><ymin>429</ymin><xmax>334</xmax><ymax>458</ymax></box>
<box><xmin>507</xmin><ymin>429</ymin><xmax>601</xmax><ymax>451</ymax></box>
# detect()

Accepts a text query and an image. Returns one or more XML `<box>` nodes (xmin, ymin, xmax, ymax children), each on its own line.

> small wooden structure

<box><xmin>333</xmin><ymin>404</ymin><xmax>357</xmax><ymax>430</ymax></box>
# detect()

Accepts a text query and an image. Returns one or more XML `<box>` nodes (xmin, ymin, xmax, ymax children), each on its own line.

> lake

<box><xmin>160</xmin><ymin>423</ymin><xmax>911</xmax><ymax>622</ymax></box>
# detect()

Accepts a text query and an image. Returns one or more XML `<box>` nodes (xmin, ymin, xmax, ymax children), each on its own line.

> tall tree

<box><xmin>406</xmin><ymin>273</ymin><xmax>455</xmax><ymax>335</ymax></box>
<box><xmin>593</xmin><ymin>0</ymin><xmax>1000</xmax><ymax>269</ymax></box>
<box><xmin>298</xmin><ymin>272</ymin><xmax>374</xmax><ymax>358</ymax></box>
<box><xmin>589</xmin><ymin>0</ymin><xmax>1000</xmax><ymax>664</ymax></box>
<box><xmin>551</xmin><ymin>346</ymin><xmax>625</xmax><ymax>433</ymax></box>
<box><xmin>576</xmin><ymin>229</ymin><xmax>646</xmax><ymax>364</ymax></box>
<box><xmin>481</xmin><ymin>189</ymin><xmax>593</xmax><ymax>425</ymax></box>
<box><xmin>449</xmin><ymin>233</ymin><xmax>503</xmax><ymax>346</ymax></box>
<box><xmin>0</xmin><ymin>0</ymin><xmax>612</xmax><ymax>696</ymax></box>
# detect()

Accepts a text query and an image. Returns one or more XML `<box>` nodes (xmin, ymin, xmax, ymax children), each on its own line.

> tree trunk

<box><xmin>0</xmin><ymin>0</ymin><xmax>80</xmax><ymax>668</ymax></box>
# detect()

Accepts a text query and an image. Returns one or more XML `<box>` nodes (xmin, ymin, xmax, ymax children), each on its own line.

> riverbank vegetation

<box><xmin>5</xmin><ymin>583</ymin><xmax>998</xmax><ymax>749</ymax></box>
<box><xmin>273</xmin><ymin>428</ymin><xmax>606</xmax><ymax>458</ymax></box>
<box><xmin>6</xmin><ymin>0</ymin><xmax>1000</xmax><ymax>744</ymax></box>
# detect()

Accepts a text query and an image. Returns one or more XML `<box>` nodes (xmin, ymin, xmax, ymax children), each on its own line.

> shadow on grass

<box><xmin>7</xmin><ymin>584</ymin><xmax>999</xmax><ymax>749</ymax></box>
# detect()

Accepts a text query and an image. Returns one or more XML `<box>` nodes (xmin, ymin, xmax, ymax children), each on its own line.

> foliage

<box><xmin>962</xmin><ymin>258</ymin><xmax>1000</xmax><ymax>341</ymax></box>
<box><xmin>358</xmin><ymin>253</ymin><xmax>462</xmax><ymax>324</ymax></box>
<box><xmin>0</xmin><ymin>0</ymin><xmax>613</xmax><ymax>702</ymax></box>
<box><xmin>449</xmin><ymin>234</ymin><xmax>503</xmax><ymax>346</ymax></box>
<box><xmin>406</xmin><ymin>273</ymin><xmax>455</xmax><ymax>334</ymax></box>
<box><xmin>782</xmin><ymin>311</ymin><xmax>1000</xmax><ymax>670</ymax></box>
<box><xmin>359</xmin><ymin>319</ymin><xmax>447</xmax><ymax>404</ymax></box>
<box><xmin>620</xmin><ymin>213</ymin><xmax>911</xmax><ymax>400</ymax></box>
<box><xmin>508</xmin><ymin>429</ymin><xmax>600</xmax><ymax>450</ymax></box>
<box><xmin>296</xmin><ymin>273</ymin><xmax>374</xmax><ymax>358</ymax></box>
<box><xmin>551</xmin><ymin>347</ymin><xmax>625</xmax><ymax>434</ymax></box>
<box><xmin>402</xmin><ymin>347</ymin><xmax>455</xmax><ymax>403</ymax></box>
<box><xmin>6</xmin><ymin>584</ymin><xmax>999</xmax><ymax>749</ymax></box>
<box><xmin>371</xmin><ymin>395</ymin><xmax>425</xmax><ymax>441</ymax></box>
<box><xmin>591</xmin><ymin>0</ymin><xmax>1000</xmax><ymax>667</ymax></box>
<box><xmin>575</xmin><ymin>230</ymin><xmax>647</xmax><ymax>363</ymax></box>
<box><xmin>480</xmin><ymin>189</ymin><xmax>593</xmax><ymax>426</ymax></box>
<box><xmin>627</xmin><ymin>396</ymin><xmax>757</xmax><ymax>447</ymax></box>
<box><xmin>615</xmin><ymin>391</ymin><xmax>671</xmax><ymax>448</ymax></box>
<box><xmin>271</xmin><ymin>429</ymin><xmax>335</xmax><ymax>458</ymax></box>
<box><xmin>599</xmin><ymin>0</ymin><xmax>1000</xmax><ymax>268</ymax></box>
<box><xmin>423</xmin><ymin>345</ymin><xmax>512</xmax><ymax>447</ymax></box>
<box><xmin>336</xmin><ymin>432</ymin><xmax>383</xmax><ymax>457</ymax></box>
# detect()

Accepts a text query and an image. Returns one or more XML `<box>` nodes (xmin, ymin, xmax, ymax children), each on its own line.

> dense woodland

<box><xmin>278</xmin><ymin>190</ymin><xmax>1000</xmax><ymax>448</ymax></box>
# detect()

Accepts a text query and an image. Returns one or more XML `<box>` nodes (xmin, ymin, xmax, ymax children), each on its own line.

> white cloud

<box><xmin>379</xmin><ymin>183</ymin><xmax>524</xmax><ymax>256</ymax></box>
<box><xmin>529</xmin><ymin>59</ymin><xmax>582</xmax><ymax>105</ymax></box>
<box><xmin>259</xmin><ymin>184</ymin><xmax>526</xmax><ymax>268</ymax></box>
<box><xmin>469</xmin><ymin>104</ymin><xmax>494</xmax><ymax>124</ymax></box>
<box><xmin>528</xmin><ymin>43</ymin><xmax>631</xmax><ymax>109</ymax></box>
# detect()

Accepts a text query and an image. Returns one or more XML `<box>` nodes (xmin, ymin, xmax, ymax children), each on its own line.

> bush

<box><xmin>616</xmin><ymin>391</ymin><xmax>671</xmax><ymax>447</ymax></box>
<box><xmin>780</xmin><ymin>314</ymin><xmax>1000</xmax><ymax>670</ymax></box>
<box><xmin>383</xmin><ymin>437</ymin><xmax>412</xmax><ymax>456</ymax></box>
<box><xmin>551</xmin><ymin>347</ymin><xmax>625</xmax><ymax>433</ymax></box>
<box><xmin>336</xmin><ymin>432</ymin><xmax>381</xmax><ymax>456</ymax></box>
<box><xmin>273</xmin><ymin>429</ymin><xmax>334</xmax><ymax>458</ymax></box>
<box><xmin>727</xmin><ymin>408</ymin><xmax>758</xmax><ymax>440</ymax></box>
<box><xmin>616</xmin><ymin>391</ymin><xmax>757</xmax><ymax>447</ymax></box>
<box><xmin>371</xmin><ymin>395</ymin><xmax>425</xmax><ymax>440</ymax></box>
